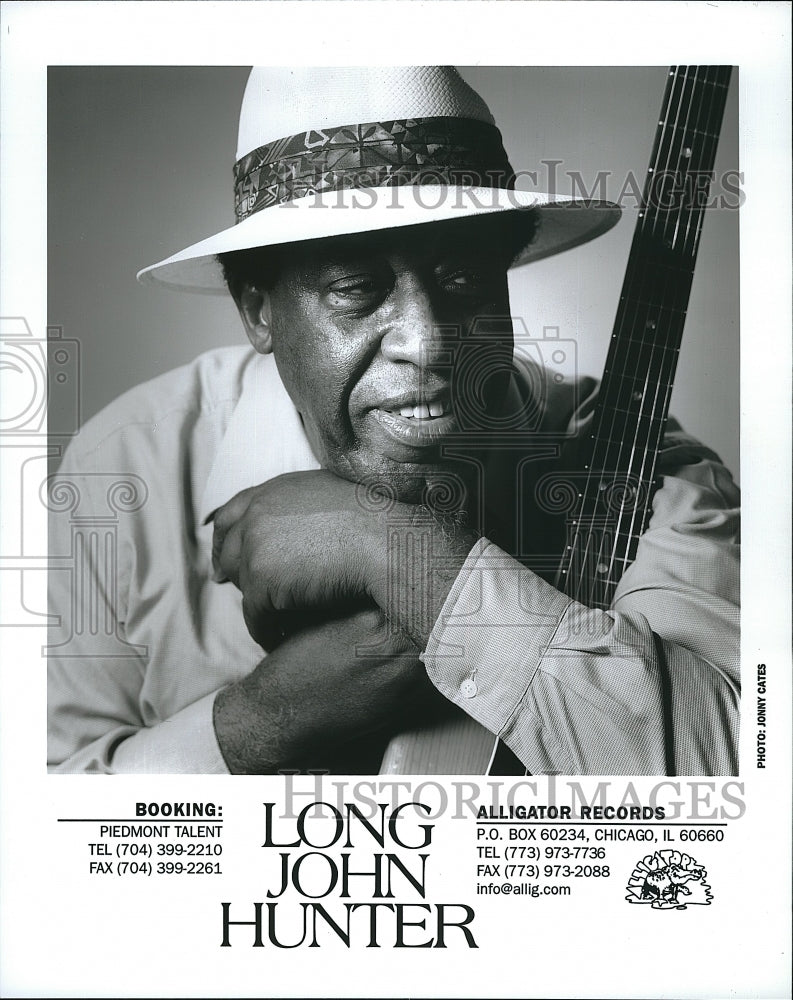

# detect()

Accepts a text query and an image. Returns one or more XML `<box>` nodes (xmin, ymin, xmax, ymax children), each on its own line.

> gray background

<box><xmin>48</xmin><ymin>66</ymin><xmax>739</xmax><ymax>478</ymax></box>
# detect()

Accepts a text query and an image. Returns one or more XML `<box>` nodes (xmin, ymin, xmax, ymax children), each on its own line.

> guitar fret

<box><xmin>602</xmin><ymin>365</ymin><xmax>675</xmax><ymax>383</ymax></box>
<box><xmin>566</xmin><ymin>533</ymin><xmax>645</xmax><ymax>558</ymax></box>
<box><xmin>590</xmin><ymin>432</ymin><xmax>663</xmax><ymax>448</ymax></box>
<box><xmin>591</xmin><ymin>426</ymin><xmax>666</xmax><ymax>448</ymax></box>
<box><xmin>588</xmin><ymin>434</ymin><xmax>663</xmax><ymax>449</ymax></box>
<box><xmin>619</xmin><ymin>289</ymin><xmax>692</xmax><ymax>313</ymax></box>
<box><xmin>598</xmin><ymin>376</ymin><xmax>675</xmax><ymax>399</ymax></box>
<box><xmin>600</xmin><ymin>375</ymin><xmax>675</xmax><ymax>393</ymax></box>
<box><xmin>568</xmin><ymin>553</ymin><xmax>633</xmax><ymax>572</ymax></box>
<box><xmin>676</xmin><ymin>77</ymin><xmax>729</xmax><ymax>91</ymax></box>
<box><xmin>604</xmin><ymin>354</ymin><xmax>682</xmax><ymax>375</ymax></box>
<box><xmin>624</xmin><ymin>256</ymin><xmax>694</xmax><ymax>277</ymax></box>
<box><xmin>605</xmin><ymin>365</ymin><xmax>680</xmax><ymax>392</ymax></box>
<box><xmin>660</xmin><ymin>124</ymin><xmax>722</xmax><ymax>140</ymax></box>
<box><xmin>616</xmin><ymin>297</ymin><xmax>687</xmax><ymax>316</ymax></box>
<box><xmin>598</xmin><ymin>405</ymin><xmax>665</xmax><ymax>421</ymax></box>
<box><xmin>595</xmin><ymin>401</ymin><xmax>668</xmax><ymax>423</ymax></box>
<box><xmin>605</xmin><ymin>338</ymin><xmax>682</xmax><ymax>355</ymax></box>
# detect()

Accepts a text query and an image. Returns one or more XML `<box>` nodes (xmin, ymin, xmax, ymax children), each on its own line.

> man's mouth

<box><xmin>369</xmin><ymin>391</ymin><xmax>457</xmax><ymax>448</ymax></box>
<box><xmin>387</xmin><ymin>398</ymin><xmax>450</xmax><ymax>420</ymax></box>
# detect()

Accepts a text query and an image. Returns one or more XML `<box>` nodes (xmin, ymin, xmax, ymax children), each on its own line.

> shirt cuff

<box><xmin>111</xmin><ymin>691</ymin><xmax>230</xmax><ymax>774</ymax></box>
<box><xmin>423</xmin><ymin>538</ymin><xmax>572</xmax><ymax>737</ymax></box>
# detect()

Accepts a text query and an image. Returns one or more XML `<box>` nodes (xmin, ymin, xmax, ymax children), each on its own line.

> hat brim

<box><xmin>136</xmin><ymin>186</ymin><xmax>621</xmax><ymax>294</ymax></box>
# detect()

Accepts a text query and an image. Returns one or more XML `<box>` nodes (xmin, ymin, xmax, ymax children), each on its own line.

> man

<box><xmin>47</xmin><ymin>66</ymin><xmax>740</xmax><ymax>775</ymax></box>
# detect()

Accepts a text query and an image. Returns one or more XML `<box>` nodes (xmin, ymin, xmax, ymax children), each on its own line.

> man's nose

<box><xmin>379</xmin><ymin>281</ymin><xmax>451</xmax><ymax>369</ymax></box>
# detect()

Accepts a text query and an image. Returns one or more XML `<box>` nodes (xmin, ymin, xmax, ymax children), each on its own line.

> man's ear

<box><xmin>236</xmin><ymin>284</ymin><xmax>273</xmax><ymax>354</ymax></box>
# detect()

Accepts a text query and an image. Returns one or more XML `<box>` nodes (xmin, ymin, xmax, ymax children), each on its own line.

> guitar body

<box><xmin>380</xmin><ymin>711</ymin><xmax>497</xmax><ymax>775</ymax></box>
<box><xmin>380</xmin><ymin>67</ymin><xmax>733</xmax><ymax>776</ymax></box>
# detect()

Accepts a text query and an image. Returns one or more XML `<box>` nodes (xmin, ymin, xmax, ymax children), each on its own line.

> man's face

<box><xmin>263</xmin><ymin>215</ymin><xmax>517</xmax><ymax>500</ymax></box>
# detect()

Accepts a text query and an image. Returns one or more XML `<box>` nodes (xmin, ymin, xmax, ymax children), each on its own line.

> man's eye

<box><xmin>326</xmin><ymin>276</ymin><xmax>383</xmax><ymax>301</ymax></box>
<box><xmin>439</xmin><ymin>268</ymin><xmax>500</xmax><ymax>293</ymax></box>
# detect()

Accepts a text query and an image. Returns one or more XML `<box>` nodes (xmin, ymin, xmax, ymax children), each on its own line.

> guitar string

<box><xmin>557</xmin><ymin>66</ymin><xmax>672</xmax><ymax>603</ymax></box>
<box><xmin>557</xmin><ymin>67</ymin><xmax>728</xmax><ymax>609</ymax></box>
<box><xmin>609</xmin><ymin>67</ymin><xmax>726</xmax><ymax>596</ymax></box>
<box><xmin>616</xmin><ymin>66</ymin><xmax>713</xmax><ymax>579</ymax></box>
<box><xmin>643</xmin><ymin>66</ymin><xmax>729</xmax><ymax>494</ymax></box>
<box><xmin>644</xmin><ymin>66</ymin><xmax>731</xmax><ymax>521</ymax></box>
<box><xmin>618</xmin><ymin>67</ymin><xmax>703</xmax><ymax>576</ymax></box>
<box><xmin>592</xmin><ymin>66</ymin><xmax>698</xmax><ymax>604</ymax></box>
<box><xmin>684</xmin><ymin>69</ymin><xmax>730</xmax><ymax>264</ymax></box>
<box><xmin>618</xmin><ymin>68</ymin><xmax>730</xmax><ymax>600</ymax></box>
<box><xmin>567</xmin><ymin>66</ymin><xmax>688</xmax><ymax>606</ymax></box>
<box><xmin>677</xmin><ymin>66</ymin><xmax>727</xmax><ymax>256</ymax></box>
<box><xmin>620</xmin><ymin>67</ymin><xmax>730</xmax><ymax>579</ymax></box>
<box><xmin>565</xmin><ymin>66</ymin><xmax>686</xmax><ymax>604</ymax></box>
<box><xmin>568</xmin><ymin>67</ymin><xmax>725</xmax><ymax>608</ymax></box>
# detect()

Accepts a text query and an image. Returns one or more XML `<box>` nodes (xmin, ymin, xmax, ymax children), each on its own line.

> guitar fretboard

<box><xmin>555</xmin><ymin>66</ymin><xmax>732</xmax><ymax>610</ymax></box>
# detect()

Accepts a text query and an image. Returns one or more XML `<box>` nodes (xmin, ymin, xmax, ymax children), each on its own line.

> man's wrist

<box><xmin>213</xmin><ymin>667</ymin><xmax>289</xmax><ymax>774</ymax></box>
<box><xmin>362</xmin><ymin>504</ymin><xmax>479</xmax><ymax>648</ymax></box>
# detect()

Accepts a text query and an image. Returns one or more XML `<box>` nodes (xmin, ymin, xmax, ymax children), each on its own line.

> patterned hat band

<box><xmin>233</xmin><ymin>117</ymin><xmax>515</xmax><ymax>223</ymax></box>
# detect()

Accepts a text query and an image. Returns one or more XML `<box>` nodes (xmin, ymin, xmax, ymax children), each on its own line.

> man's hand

<box><xmin>212</xmin><ymin>470</ymin><xmax>480</xmax><ymax>648</ymax></box>
<box><xmin>211</xmin><ymin>470</ymin><xmax>480</xmax><ymax>772</ymax></box>
<box><xmin>212</xmin><ymin>470</ymin><xmax>375</xmax><ymax>611</ymax></box>
<box><xmin>213</xmin><ymin>605</ymin><xmax>436</xmax><ymax>774</ymax></box>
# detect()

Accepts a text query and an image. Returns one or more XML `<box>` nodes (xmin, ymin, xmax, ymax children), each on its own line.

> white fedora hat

<box><xmin>137</xmin><ymin>67</ymin><xmax>621</xmax><ymax>294</ymax></box>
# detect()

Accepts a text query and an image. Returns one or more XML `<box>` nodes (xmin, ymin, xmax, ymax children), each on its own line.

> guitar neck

<box><xmin>555</xmin><ymin>66</ymin><xmax>732</xmax><ymax>610</ymax></box>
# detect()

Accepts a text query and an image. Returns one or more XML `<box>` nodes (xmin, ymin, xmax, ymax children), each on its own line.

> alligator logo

<box><xmin>625</xmin><ymin>849</ymin><xmax>713</xmax><ymax>910</ymax></box>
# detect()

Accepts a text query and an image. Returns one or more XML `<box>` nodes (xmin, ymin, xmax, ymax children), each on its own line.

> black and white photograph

<box><xmin>46</xmin><ymin>63</ymin><xmax>740</xmax><ymax>777</ymax></box>
<box><xmin>1</xmin><ymin>3</ymin><xmax>790</xmax><ymax>998</ymax></box>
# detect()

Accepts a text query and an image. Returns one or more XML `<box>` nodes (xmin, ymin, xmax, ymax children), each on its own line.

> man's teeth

<box><xmin>396</xmin><ymin>401</ymin><xmax>447</xmax><ymax>419</ymax></box>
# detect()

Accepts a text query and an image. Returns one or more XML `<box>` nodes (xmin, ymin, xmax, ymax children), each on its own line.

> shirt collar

<box><xmin>199</xmin><ymin>352</ymin><xmax>320</xmax><ymax>523</ymax></box>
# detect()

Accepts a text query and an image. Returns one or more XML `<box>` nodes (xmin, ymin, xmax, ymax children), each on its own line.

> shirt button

<box><xmin>460</xmin><ymin>678</ymin><xmax>478</xmax><ymax>698</ymax></box>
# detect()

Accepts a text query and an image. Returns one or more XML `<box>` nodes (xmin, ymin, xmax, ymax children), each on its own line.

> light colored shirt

<box><xmin>47</xmin><ymin>345</ymin><xmax>740</xmax><ymax>775</ymax></box>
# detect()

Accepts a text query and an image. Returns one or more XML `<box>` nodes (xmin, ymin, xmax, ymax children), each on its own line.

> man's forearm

<box><xmin>419</xmin><ymin>525</ymin><xmax>740</xmax><ymax>776</ymax></box>
<box><xmin>212</xmin><ymin>605</ymin><xmax>426</xmax><ymax>774</ymax></box>
<box><xmin>213</xmin><ymin>660</ymin><xmax>295</xmax><ymax>774</ymax></box>
<box><xmin>363</xmin><ymin>509</ymin><xmax>480</xmax><ymax>649</ymax></box>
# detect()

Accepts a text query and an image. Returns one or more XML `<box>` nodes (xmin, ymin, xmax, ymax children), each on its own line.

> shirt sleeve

<box><xmin>46</xmin><ymin>454</ymin><xmax>231</xmax><ymax>775</ymax></box>
<box><xmin>422</xmin><ymin>455</ymin><xmax>740</xmax><ymax>776</ymax></box>
<box><xmin>48</xmin><ymin>671</ymin><xmax>228</xmax><ymax>774</ymax></box>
